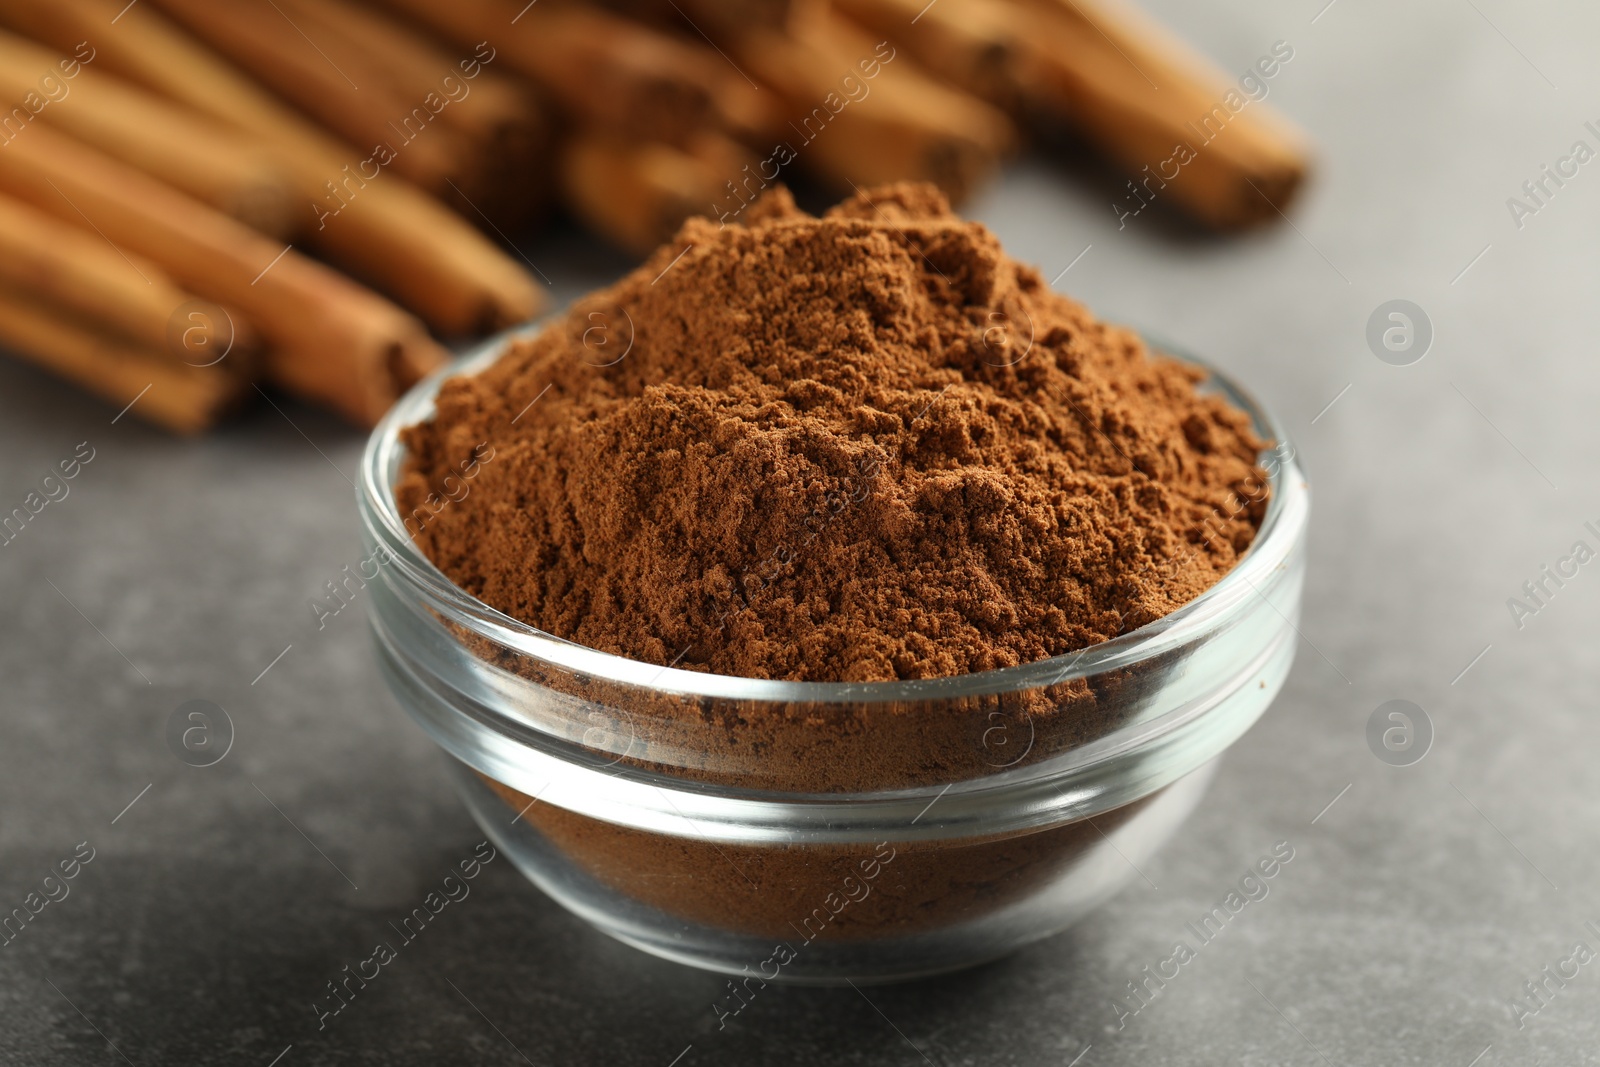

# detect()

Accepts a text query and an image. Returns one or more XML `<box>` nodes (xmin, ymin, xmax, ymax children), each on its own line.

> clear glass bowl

<box><xmin>356</xmin><ymin>328</ymin><xmax>1310</xmax><ymax>984</ymax></box>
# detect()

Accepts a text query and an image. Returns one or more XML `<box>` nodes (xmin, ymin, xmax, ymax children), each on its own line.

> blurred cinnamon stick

<box><xmin>0</xmin><ymin>123</ymin><xmax>447</xmax><ymax>426</ymax></box>
<box><xmin>272</xmin><ymin>0</ymin><xmax>551</xmax><ymax>227</ymax></box>
<box><xmin>373</xmin><ymin>0</ymin><xmax>724</xmax><ymax>147</ymax></box>
<box><xmin>0</xmin><ymin>191</ymin><xmax>261</xmax><ymax>377</ymax></box>
<box><xmin>0</xmin><ymin>0</ymin><xmax>544</xmax><ymax>334</ymax></box>
<box><xmin>0</xmin><ymin>192</ymin><xmax>240</xmax><ymax>359</ymax></box>
<box><xmin>606</xmin><ymin>0</ymin><xmax>803</xmax><ymax>33</ymax></box>
<box><xmin>144</xmin><ymin>0</ymin><xmax>547</xmax><ymax>226</ymax></box>
<box><xmin>145</xmin><ymin>0</ymin><xmax>462</xmax><ymax>192</ymax></box>
<box><xmin>732</xmin><ymin>8</ymin><xmax>1016</xmax><ymax>203</ymax></box>
<box><xmin>560</xmin><ymin>134</ymin><xmax>718</xmax><ymax>256</ymax></box>
<box><xmin>559</xmin><ymin>127</ymin><xmax>774</xmax><ymax>256</ymax></box>
<box><xmin>588</xmin><ymin>0</ymin><xmax>789</xmax><ymax>142</ymax></box>
<box><xmin>0</xmin><ymin>289</ymin><xmax>249</xmax><ymax>434</ymax></box>
<box><xmin>1007</xmin><ymin>0</ymin><xmax>1309</xmax><ymax>227</ymax></box>
<box><xmin>0</xmin><ymin>29</ymin><xmax>297</xmax><ymax>236</ymax></box>
<box><xmin>676</xmin><ymin>0</ymin><xmax>799</xmax><ymax>34</ymax></box>
<box><xmin>832</xmin><ymin>0</ymin><xmax>1019</xmax><ymax>108</ymax></box>
<box><xmin>686</xmin><ymin>130</ymin><xmax>763</xmax><ymax>189</ymax></box>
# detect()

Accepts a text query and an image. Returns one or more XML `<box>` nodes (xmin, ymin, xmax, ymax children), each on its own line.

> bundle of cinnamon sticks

<box><xmin>0</xmin><ymin>0</ymin><xmax>1310</xmax><ymax>434</ymax></box>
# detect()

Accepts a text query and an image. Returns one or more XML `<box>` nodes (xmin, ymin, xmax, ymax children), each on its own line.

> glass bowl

<box><xmin>356</xmin><ymin>327</ymin><xmax>1310</xmax><ymax>984</ymax></box>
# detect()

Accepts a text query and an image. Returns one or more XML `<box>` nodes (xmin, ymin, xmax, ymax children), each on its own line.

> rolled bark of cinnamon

<box><xmin>608</xmin><ymin>0</ymin><xmax>803</xmax><ymax>31</ymax></box>
<box><xmin>0</xmin><ymin>191</ymin><xmax>263</xmax><ymax>376</ymax></box>
<box><xmin>0</xmin><ymin>192</ymin><xmax>198</xmax><ymax>353</ymax></box>
<box><xmin>686</xmin><ymin>130</ymin><xmax>763</xmax><ymax>188</ymax></box>
<box><xmin>680</xmin><ymin>0</ymin><xmax>799</xmax><ymax>33</ymax></box>
<box><xmin>300</xmin><ymin>157</ymin><xmax>545</xmax><ymax>337</ymax></box>
<box><xmin>705</xmin><ymin>63</ymin><xmax>788</xmax><ymax>146</ymax></box>
<box><xmin>0</xmin><ymin>0</ymin><xmax>544</xmax><ymax>334</ymax></box>
<box><xmin>265</xmin><ymin>0</ymin><xmax>552</xmax><ymax>230</ymax></box>
<box><xmin>0</xmin><ymin>0</ymin><xmax>311</xmax><ymax>141</ymax></box>
<box><xmin>0</xmin><ymin>29</ymin><xmax>297</xmax><ymax>236</ymax></box>
<box><xmin>1007</xmin><ymin>0</ymin><xmax>1310</xmax><ymax>227</ymax></box>
<box><xmin>559</xmin><ymin>129</ymin><xmax>767</xmax><ymax>256</ymax></box>
<box><xmin>731</xmin><ymin>9</ymin><xmax>1016</xmax><ymax>204</ymax></box>
<box><xmin>266</xmin><ymin>0</ymin><xmax>536</xmax><ymax>152</ymax></box>
<box><xmin>143</xmin><ymin>0</ymin><xmax>468</xmax><ymax>205</ymax></box>
<box><xmin>559</xmin><ymin>134</ymin><xmax>722</xmax><ymax>257</ymax></box>
<box><xmin>0</xmin><ymin>123</ymin><xmax>447</xmax><ymax>427</ymax></box>
<box><xmin>0</xmin><ymin>289</ymin><xmax>250</xmax><ymax>435</ymax></box>
<box><xmin>373</xmin><ymin>0</ymin><xmax>723</xmax><ymax>147</ymax></box>
<box><xmin>832</xmin><ymin>0</ymin><xmax>1020</xmax><ymax>108</ymax></box>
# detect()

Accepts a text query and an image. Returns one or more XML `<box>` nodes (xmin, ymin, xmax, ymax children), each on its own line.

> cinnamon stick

<box><xmin>704</xmin><ymin>62</ymin><xmax>788</xmax><ymax>146</ymax></box>
<box><xmin>267</xmin><ymin>0</ymin><xmax>552</xmax><ymax>229</ymax></box>
<box><xmin>558</xmin><ymin>129</ymin><xmax>770</xmax><ymax>256</ymax></box>
<box><xmin>832</xmin><ymin>0</ymin><xmax>1020</xmax><ymax>108</ymax></box>
<box><xmin>372</xmin><ymin>0</ymin><xmax>723</xmax><ymax>147</ymax></box>
<box><xmin>0</xmin><ymin>0</ymin><xmax>309</xmax><ymax>140</ymax></box>
<box><xmin>0</xmin><ymin>0</ymin><xmax>544</xmax><ymax>333</ymax></box>
<box><xmin>143</xmin><ymin>0</ymin><xmax>467</xmax><ymax>202</ymax></box>
<box><xmin>0</xmin><ymin>123</ymin><xmax>447</xmax><ymax>426</ymax></box>
<box><xmin>686</xmin><ymin>130</ymin><xmax>763</xmax><ymax>188</ymax></box>
<box><xmin>0</xmin><ymin>29</ymin><xmax>297</xmax><ymax>236</ymax></box>
<box><xmin>515</xmin><ymin>0</ymin><xmax>790</xmax><ymax>143</ymax></box>
<box><xmin>0</xmin><ymin>289</ymin><xmax>249</xmax><ymax>434</ymax></box>
<box><xmin>678</xmin><ymin>0</ymin><xmax>800</xmax><ymax>34</ymax></box>
<box><xmin>1007</xmin><ymin>0</ymin><xmax>1310</xmax><ymax>227</ymax></box>
<box><xmin>606</xmin><ymin>0</ymin><xmax>804</xmax><ymax>33</ymax></box>
<box><xmin>272</xmin><ymin>0</ymin><xmax>539</xmax><ymax>149</ymax></box>
<box><xmin>559</xmin><ymin>134</ymin><xmax>722</xmax><ymax>256</ymax></box>
<box><xmin>0</xmin><ymin>191</ymin><xmax>261</xmax><ymax>376</ymax></box>
<box><xmin>732</xmin><ymin>9</ymin><xmax>1016</xmax><ymax>203</ymax></box>
<box><xmin>0</xmin><ymin>192</ymin><xmax>194</xmax><ymax>351</ymax></box>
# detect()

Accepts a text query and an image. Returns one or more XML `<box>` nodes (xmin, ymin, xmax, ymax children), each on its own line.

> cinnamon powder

<box><xmin>397</xmin><ymin>184</ymin><xmax>1270</xmax><ymax>951</ymax></box>
<box><xmin>399</xmin><ymin>183</ymin><xmax>1266</xmax><ymax>684</ymax></box>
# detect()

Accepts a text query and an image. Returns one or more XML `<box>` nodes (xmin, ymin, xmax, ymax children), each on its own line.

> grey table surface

<box><xmin>4</xmin><ymin>1</ymin><xmax>1598</xmax><ymax>1063</ymax></box>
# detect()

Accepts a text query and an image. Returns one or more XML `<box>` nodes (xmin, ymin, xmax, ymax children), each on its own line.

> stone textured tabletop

<box><xmin>3</xmin><ymin>1</ymin><xmax>1598</xmax><ymax>1064</ymax></box>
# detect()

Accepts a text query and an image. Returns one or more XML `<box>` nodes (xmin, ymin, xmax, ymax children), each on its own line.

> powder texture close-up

<box><xmin>399</xmin><ymin>182</ymin><xmax>1267</xmax><ymax>683</ymax></box>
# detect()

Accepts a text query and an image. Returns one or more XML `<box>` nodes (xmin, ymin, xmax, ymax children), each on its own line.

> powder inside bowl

<box><xmin>398</xmin><ymin>182</ymin><xmax>1267</xmax><ymax>683</ymax></box>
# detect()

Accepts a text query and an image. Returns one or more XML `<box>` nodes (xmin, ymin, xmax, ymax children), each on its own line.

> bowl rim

<box><xmin>358</xmin><ymin>322</ymin><xmax>1308</xmax><ymax>705</ymax></box>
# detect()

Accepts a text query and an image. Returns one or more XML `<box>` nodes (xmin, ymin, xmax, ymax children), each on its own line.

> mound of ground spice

<box><xmin>398</xmin><ymin>182</ymin><xmax>1266</xmax><ymax>683</ymax></box>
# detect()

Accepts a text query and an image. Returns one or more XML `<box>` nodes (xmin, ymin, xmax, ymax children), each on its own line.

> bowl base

<box><xmin>449</xmin><ymin>756</ymin><xmax>1218</xmax><ymax>984</ymax></box>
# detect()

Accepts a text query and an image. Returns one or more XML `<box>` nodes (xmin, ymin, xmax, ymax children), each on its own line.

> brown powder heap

<box><xmin>399</xmin><ymin>183</ymin><xmax>1266</xmax><ymax>683</ymax></box>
